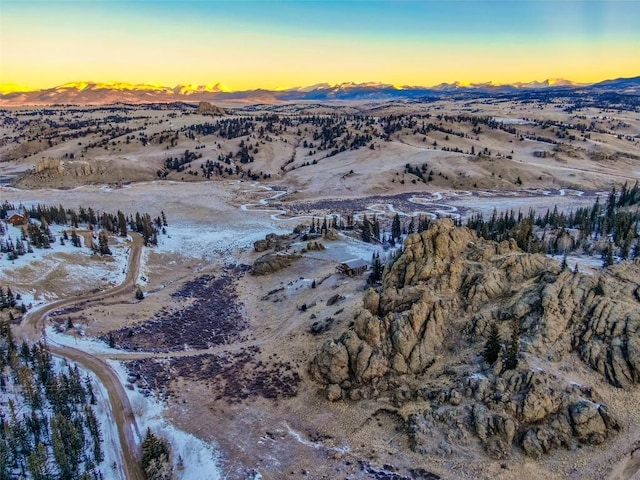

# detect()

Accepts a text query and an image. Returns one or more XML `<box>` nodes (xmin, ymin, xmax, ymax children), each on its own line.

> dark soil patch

<box><xmin>104</xmin><ymin>265</ymin><xmax>250</xmax><ymax>352</ymax></box>
<box><xmin>125</xmin><ymin>346</ymin><xmax>300</xmax><ymax>402</ymax></box>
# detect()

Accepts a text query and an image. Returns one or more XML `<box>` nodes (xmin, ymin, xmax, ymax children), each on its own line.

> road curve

<box><xmin>50</xmin><ymin>344</ymin><xmax>144</xmax><ymax>480</ymax></box>
<box><xmin>19</xmin><ymin>232</ymin><xmax>146</xmax><ymax>480</ymax></box>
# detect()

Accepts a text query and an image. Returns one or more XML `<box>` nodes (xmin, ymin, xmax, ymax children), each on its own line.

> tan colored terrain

<box><xmin>1</xmin><ymin>99</ymin><xmax>639</xmax><ymax>479</ymax></box>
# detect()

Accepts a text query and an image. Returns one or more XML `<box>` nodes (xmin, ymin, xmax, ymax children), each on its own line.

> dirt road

<box><xmin>18</xmin><ymin>232</ymin><xmax>145</xmax><ymax>480</ymax></box>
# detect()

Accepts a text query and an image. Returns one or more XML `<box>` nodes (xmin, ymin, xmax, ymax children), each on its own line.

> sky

<box><xmin>1</xmin><ymin>0</ymin><xmax>639</xmax><ymax>92</ymax></box>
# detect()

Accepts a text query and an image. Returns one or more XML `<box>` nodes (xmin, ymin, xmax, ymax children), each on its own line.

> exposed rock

<box><xmin>323</xmin><ymin>228</ymin><xmax>339</xmax><ymax>241</ymax></box>
<box><xmin>253</xmin><ymin>232</ymin><xmax>293</xmax><ymax>252</ymax></box>
<box><xmin>196</xmin><ymin>101</ymin><xmax>225</xmax><ymax>116</ymax></box>
<box><xmin>305</xmin><ymin>241</ymin><xmax>325</xmax><ymax>252</ymax></box>
<box><xmin>310</xmin><ymin>339</ymin><xmax>350</xmax><ymax>385</ymax></box>
<box><xmin>253</xmin><ymin>239</ymin><xmax>270</xmax><ymax>252</ymax></box>
<box><xmin>34</xmin><ymin>157</ymin><xmax>64</xmax><ymax>174</ymax></box>
<box><xmin>569</xmin><ymin>400</ymin><xmax>609</xmax><ymax>443</ymax></box>
<box><xmin>326</xmin><ymin>294</ymin><xmax>343</xmax><ymax>306</ymax></box>
<box><xmin>251</xmin><ymin>252</ymin><xmax>299</xmax><ymax>275</ymax></box>
<box><xmin>310</xmin><ymin>220</ymin><xmax>638</xmax><ymax>459</ymax></box>
<box><xmin>326</xmin><ymin>384</ymin><xmax>342</xmax><ymax>401</ymax></box>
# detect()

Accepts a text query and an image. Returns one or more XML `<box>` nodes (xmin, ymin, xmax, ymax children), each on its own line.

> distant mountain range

<box><xmin>1</xmin><ymin>77</ymin><xmax>639</xmax><ymax>106</ymax></box>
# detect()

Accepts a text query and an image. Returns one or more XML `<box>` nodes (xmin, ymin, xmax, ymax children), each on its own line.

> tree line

<box><xmin>1</xmin><ymin>201</ymin><xmax>167</xmax><ymax>249</ymax></box>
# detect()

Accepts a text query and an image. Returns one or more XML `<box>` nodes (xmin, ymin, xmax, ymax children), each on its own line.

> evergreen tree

<box><xmin>372</xmin><ymin>215</ymin><xmax>380</xmax><ymax>241</ymax></box>
<box><xmin>360</xmin><ymin>215</ymin><xmax>372</xmax><ymax>243</ymax></box>
<box><xmin>602</xmin><ymin>243</ymin><xmax>614</xmax><ymax>268</ymax></box>
<box><xmin>504</xmin><ymin>321</ymin><xmax>520</xmax><ymax>370</ymax></box>
<box><xmin>141</xmin><ymin>429</ymin><xmax>172</xmax><ymax>480</ymax></box>
<box><xmin>408</xmin><ymin>217</ymin><xmax>415</xmax><ymax>235</ymax></box>
<box><xmin>70</xmin><ymin>230</ymin><xmax>81</xmax><ymax>248</ymax></box>
<box><xmin>117</xmin><ymin>211</ymin><xmax>128</xmax><ymax>237</ymax></box>
<box><xmin>369</xmin><ymin>252</ymin><xmax>383</xmax><ymax>284</ymax></box>
<box><xmin>483</xmin><ymin>323</ymin><xmax>502</xmax><ymax>364</ymax></box>
<box><xmin>6</xmin><ymin>288</ymin><xmax>16</xmax><ymax>308</ymax></box>
<box><xmin>391</xmin><ymin>213</ymin><xmax>401</xmax><ymax>241</ymax></box>
<box><xmin>97</xmin><ymin>233</ymin><xmax>111</xmax><ymax>256</ymax></box>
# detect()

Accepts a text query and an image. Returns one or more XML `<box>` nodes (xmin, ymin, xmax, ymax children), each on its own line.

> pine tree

<box><xmin>6</xmin><ymin>288</ymin><xmax>16</xmax><ymax>308</ymax></box>
<box><xmin>70</xmin><ymin>230</ymin><xmax>81</xmax><ymax>248</ymax></box>
<box><xmin>560</xmin><ymin>253</ymin><xmax>568</xmax><ymax>270</ymax></box>
<box><xmin>117</xmin><ymin>211</ymin><xmax>128</xmax><ymax>237</ymax></box>
<box><xmin>391</xmin><ymin>213</ymin><xmax>401</xmax><ymax>241</ymax></box>
<box><xmin>361</xmin><ymin>215</ymin><xmax>372</xmax><ymax>243</ymax></box>
<box><xmin>504</xmin><ymin>321</ymin><xmax>520</xmax><ymax>370</ymax></box>
<box><xmin>408</xmin><ymin>217</ymin><xmax>415</xmax><ymax>234</ymax></box>
<box><xmin>483</xmin><ymin>323</ymin><xmax>502</xmax><ymax>364</ymax></box>
<box><xmin>372</xmin><ymin>215</ymin><xmax>380</xmax><ymax>241</ymax></box>
<box><xmin>98</xmin><ymin>233</ymin><xmax>111</xmax><ymax>256</ymax></box>
<box><xmin>141</xmin><ymin>428</ymin><xmax>172</xmax><ymax>479</ymax></box>
<box><xmin>369</xmin><ymin>252</ymin><xmax>383</xmax><ymax>284</ymax></box>
<box><xmin>602</xmin><ymin>243</ymin><xmax>614</xmax><ymax>267</ymax></box>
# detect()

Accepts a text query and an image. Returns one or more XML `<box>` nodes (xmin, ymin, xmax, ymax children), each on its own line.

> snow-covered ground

<box><xmin>155</xmin><ymin>222</ymin><xmax>288</xmax><ymax>263</ymax></box>
<box><xmin>548</xmin><ymin>253</ymin><xmax>606</xmax><ymax>275</ymax></box>
<box><xmin>0</xmin><ymin>221</ymin><xmax>130</xmax><ymax>303</ymax></box>
<box><xmin>46</xmin><ymin>325</ymin><xmax>121</xmax><ymax>354</ymax></box>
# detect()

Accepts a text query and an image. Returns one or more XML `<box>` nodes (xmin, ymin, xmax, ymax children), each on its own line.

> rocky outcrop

<box><xmin>34</xmin><ymin>157</ymin><xmax>64</xmax><ymax>174</ymax></box>
<box><xmin>304</xmin><ymin>241</ymin><xmax>325</xmax><ymax>252</ymax></box>
<box><xmin>253</xmin><ymin>233</ymin><xmax>293</xmax><ymax>252</ymax></box>
<box><xmin>196</xmin><ymin>101</ymin><xmax>225</xmax><ymax>116</ymax></box>
<box><xmin>251</xmin><ymin>252</ymin><xmax>300</xmax><ymax>275</ymax></box>
<box><xmin>323</xmin><ymin>228</ymin><xmax>339</xmax><ymax>241</ymax></box>
<box><xmin>310</xmin><ymin>219</ymin><xmax>639</xmax><ymax>459</ymax></box>
<box><xmin>407</xmin><ymin>369</ymin><xmax>620</xmax><ymax>459</ymax></box>
<box><xmin>32</xmin><ymin>158</ymin><xmax>108</xmax><ymax>177</ymax></box>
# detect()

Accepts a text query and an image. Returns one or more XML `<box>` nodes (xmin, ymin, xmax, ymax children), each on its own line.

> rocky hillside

<box><xmin>311</xmin><ymin>219</ymin><xmax>640</xmax><ymax>459</ymax></box>
<box><xmin>15</xmin><ymin>157</ymin><xmax>155</xmax><ymax>188</ymax></box>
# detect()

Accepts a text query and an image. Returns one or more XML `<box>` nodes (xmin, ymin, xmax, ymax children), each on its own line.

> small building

<box><xmin>6</xmin><ymin>211</ymin><xmax>26</xmax><ymax>226</ymax></box>
<box><xmin>336</xmin><ymin>258</ymin><xmax>369</xmax><ymax>276</ymax></box>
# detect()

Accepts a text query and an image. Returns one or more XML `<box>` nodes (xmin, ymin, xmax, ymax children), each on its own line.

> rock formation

<box><xmin>310</xmin><ymin>219</ymin><xmax>639</xmax><ymax>458</ymax></box>
<box><xmin>253</xmin><ymin>233</ymin><xmax>294</xmax><ymax>252</ymax></box>
<box><xmin>196</xmin><ymin>101</ymin><xmax>225</xmax><ymax>116</ymax></box>
<box><xmin>251</xmin><ymin>252</ymin><xmax>300</xmax><ymax>275</ymax></box>
<box><xmin>34</xmin><ymin>157</ymin><xmax>65</xmax><ymax>174</ymax></box>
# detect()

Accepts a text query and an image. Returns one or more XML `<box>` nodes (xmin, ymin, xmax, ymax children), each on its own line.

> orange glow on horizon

<box><xmin>1</xmin><ymin>1</ymin><xmax>638</xmax><ymax>95</ymax></box>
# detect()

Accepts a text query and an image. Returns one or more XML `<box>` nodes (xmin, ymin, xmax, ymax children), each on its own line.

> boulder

<box><xmin>251</xmin><ymin>252</ymin><xmax>299</xmax><ymax>275</ymax></box>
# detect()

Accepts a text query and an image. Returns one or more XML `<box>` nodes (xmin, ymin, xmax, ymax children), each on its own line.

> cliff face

<box><xmin>310</xmin><ymin>219</ymin><xmax>640</xmax><ymax>458</ymax></box>
<box><xmin>16</xmin><ymin>158</ymin><xmax>154</xmax><ymax>188</ymax></box>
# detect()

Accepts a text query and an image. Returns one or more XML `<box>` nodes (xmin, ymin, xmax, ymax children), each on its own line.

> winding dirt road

<box><xmin>18</xmin><ymin>233</ymin><xmax>145</xmax><ymax>480</ymax></box>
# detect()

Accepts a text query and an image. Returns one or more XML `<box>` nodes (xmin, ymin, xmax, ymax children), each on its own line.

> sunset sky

<box><xmin>1</xmin><ymin>0</ymin><xmax>639</xmax><ymax>93</ymax></box>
